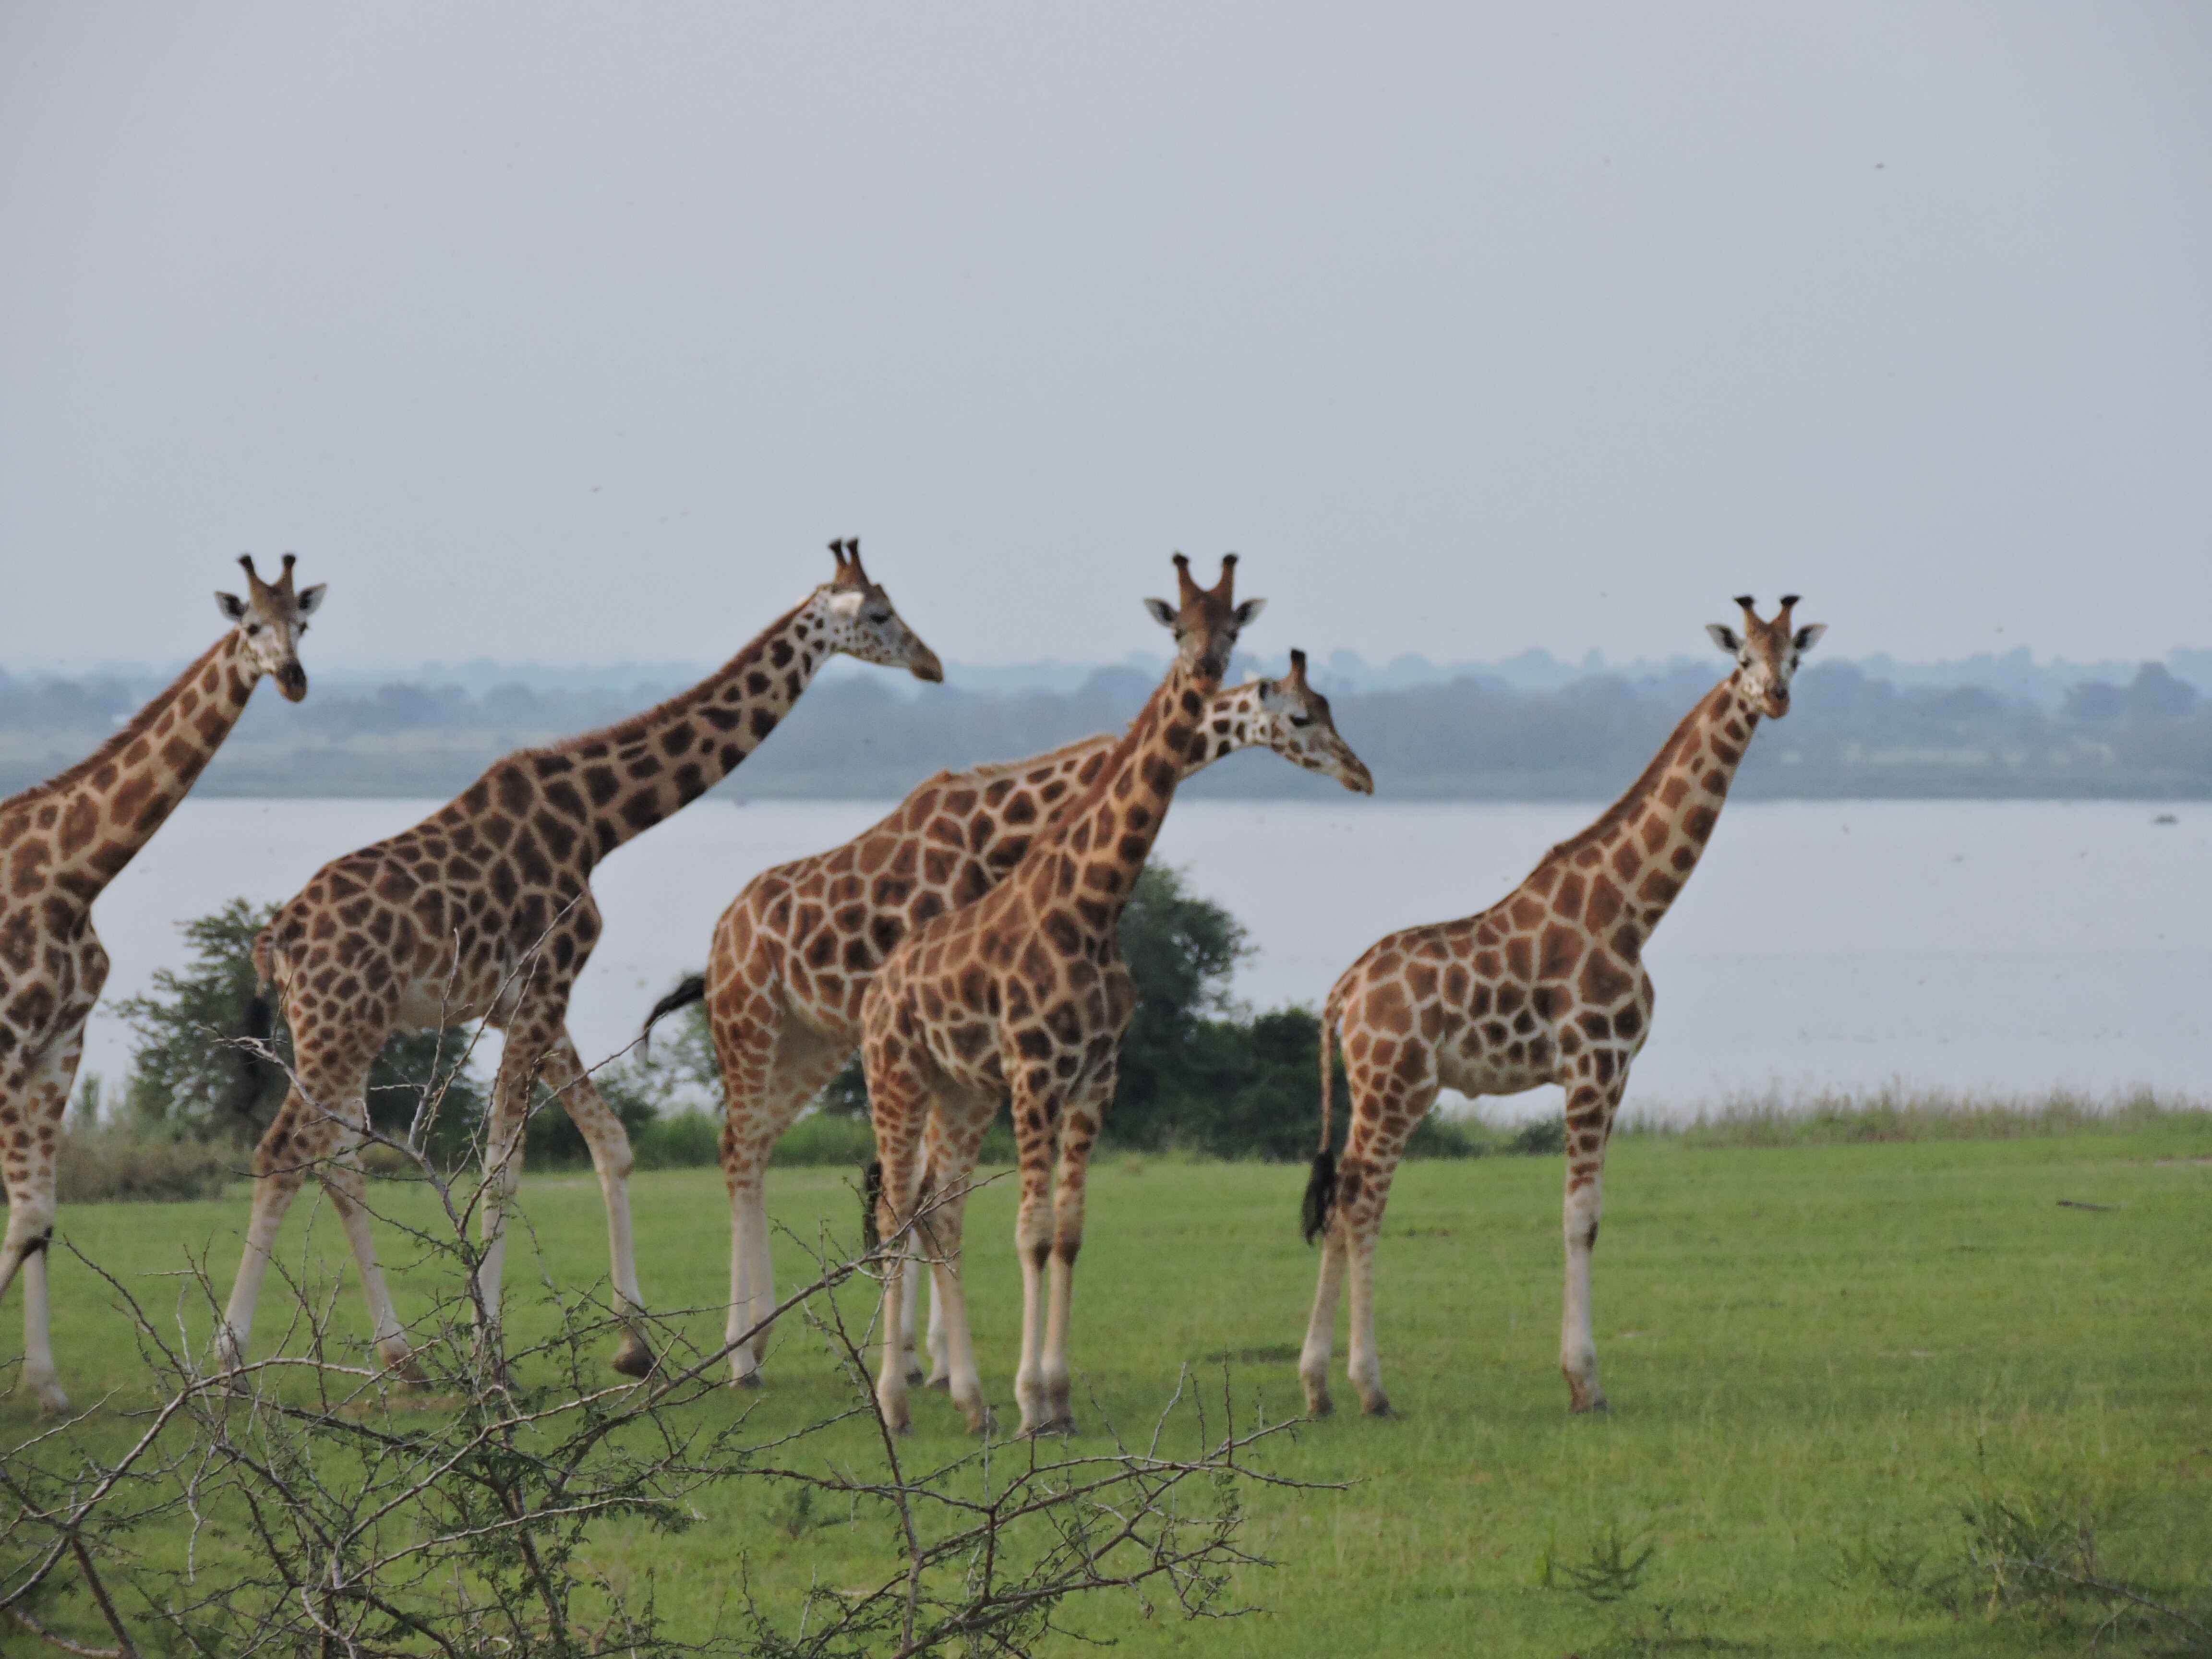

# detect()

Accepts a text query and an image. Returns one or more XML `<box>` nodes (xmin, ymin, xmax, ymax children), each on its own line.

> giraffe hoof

<box><xmin>27</xmin><ymin>1378</ymin><xmax>72</xmax><ymax>1418</ymax></box>
<box><xmin>611</xmin><ymin>1333</ymin><xmax>658</xmax><ymax>1379</ymax></box>
<box><xmin>1569</xmin><ymin>1392</ymin><xmax>1611</xmax><ymax>1416</ymax></box>
<box><xmin>1304</xmin><ymin>1392</ymin><xmax>1334</xmax><ymax>1419</ymax></box>
<box><xmin>730</xmin><ymin>1370</ymin><xmax>764</xmax><ymax>1391</ymax></box>
<box><xmin>904</xmin><ymin>1364</ymin><xmax>926</xmax><ymax>1386</ymax></box>
<box><xmin>387</xmin><ymin>1355</ymin><xmax>431</xmax><ymax>1389</ymax></box>
<box><xmin>1359</xmin><ymin>1396</ymin><xmax>1395</xmax><ymax>1419</ymax></box>
<box><xmin>926</xmin><ymin>1372</ymin><xmax>951</xmax><ymax>1392</ymax></box>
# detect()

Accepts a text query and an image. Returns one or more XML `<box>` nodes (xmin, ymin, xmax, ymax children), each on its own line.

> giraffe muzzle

<box><xmin>276</xmin><ymin>662</ymin><xmax>310</xmax><ymax>702</ymax></box>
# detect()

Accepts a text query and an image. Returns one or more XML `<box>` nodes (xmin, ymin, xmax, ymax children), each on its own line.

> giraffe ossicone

<box><xmin>0</xmin><ymin>556</ymin><xmax>325</xmax><ymax>1415</ymax></box>
<box><xmin>211</xmin><ymin>541</ymin><xmax>941</xmax><ymax>1386</ymax></box>
<box><xmin>649</xmin><ymin>637</ymin><xmax>1370</xmax><ymax>1389</ymax></box>
<box><xmin>1297</xmin><ymin>596</ymin><xmax>1823</xmax><ymax>1419</ymax></box>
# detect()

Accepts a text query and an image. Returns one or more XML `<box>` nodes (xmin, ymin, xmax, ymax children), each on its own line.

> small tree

<box><xmin>1106</xmin><ymin>864</ymin><xmax>1251</xmax><ymax>1150</ymax></box>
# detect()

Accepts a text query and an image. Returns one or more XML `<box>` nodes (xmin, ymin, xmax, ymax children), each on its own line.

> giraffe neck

<box><xmin>1182</xmin><ymin>680</ymin><xmax>1269</xmax><ymax>773</ymax></box>
<box><xmin>18</xmin><ymin>634</ymin><xmax>261</xmax><ymax>900</ymax></box>
<box><xmin>1541</xmin><ymin>677</ymin><xmax>1761</xmax><ymax>946</ymax></box>
<box><xmin>1014</xmin><ymin>661</ymin><xmax>1216</xmax><ymax>934</ymax></box>
<box><xmin>541</xmin><ymin>597</ymin><xmax>832</xmax><ymax>863</ymax></box>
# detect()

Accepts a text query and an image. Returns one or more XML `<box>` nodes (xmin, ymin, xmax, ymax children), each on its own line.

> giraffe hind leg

<box><xmin>538</xmin><ymin>1028</ymin><xmax>656</xmax><ymax>1378</ymax></box>
<box><xmin>729</xmin><ymin>1022</ymin><xmax>847</xmax><ymax>1386</ymax></box>
<box><xmin>1</xmin><ymin>1036</ymin><xmax>82</xmax><ymax>1415</ymax></box>
<box><xmin>219</xmin><ymin>1028</ymin><xmax>390</xmax><ymax>1379</ymax></box>
<box><xmin>1337</xmin><ymin>1067</ymin><xmax>1435</xmax><ymax>1419</ymax></box>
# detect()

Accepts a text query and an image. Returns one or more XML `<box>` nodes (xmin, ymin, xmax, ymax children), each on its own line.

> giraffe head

<box><xmin>1707</xmin><ymin>594</ymin><xmax>1825</xmax><ymax>719</ymax></box>
<box><xmin>812</xmin><ymin>539</ymin><xmax>944</xmax><ymax>682</ymax></box>
<box><xmin>1143</xmin><ymin>553</ymin><xmax>1264</xmax><ymax>684</ymax></box>
<box><xmin>215</xmin><ymin>553</ymin><xmax>326</xmax><ymax>702</ymax></box>
<box><xmin>1253</xmin><ymin>649</ymin><xmax>1374</xmax><ymax>793</ymax></box>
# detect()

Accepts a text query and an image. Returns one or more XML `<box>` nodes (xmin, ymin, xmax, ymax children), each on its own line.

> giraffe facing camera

<box><xmin>1298</xmin><ymin>596</ymin><xmax>1824</xmax><ymax>1419</ymax></box>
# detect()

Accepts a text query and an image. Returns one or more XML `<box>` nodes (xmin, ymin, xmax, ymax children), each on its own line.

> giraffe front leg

<box><xmin>1039</xmin><ymin>1088</ymin><xmax>1106</xmax><ymax>1433</ymax></box>
<box><xmin>864</xmin><ymin>1030</ymin><xmax>932</xmax><ymax>1434</ymax></box>
<box><xmin>540</xmin><ymin>1030</ymin><xmax>654</xmax><ymax>1378</ymax></box>
<box><xmin>473</xmin><ymin>1023</ymin><xmax>548</xmax><ymax>1370</ymax></box>
<box><xmin>1560</xmin><ymin>1064</ymin><xmax>1627</xmax><ymax>1414</ymax></box>
<box><xmin>1004</xmin><ymin>1071</ymin><xmax>1070</xmax><ymax>1438</ymax></box>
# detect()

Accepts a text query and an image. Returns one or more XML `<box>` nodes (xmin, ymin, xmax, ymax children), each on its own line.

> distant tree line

<box><xmin>5</xmin><ymin>654</ymin><xmax>2209</xmax><ymax>800</ymax></box>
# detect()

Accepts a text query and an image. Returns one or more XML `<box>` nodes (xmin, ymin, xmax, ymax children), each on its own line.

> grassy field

<box><xmin>9</xmin><ymin>1118</ymin><xmax>2210</xmax><ymax>1655</ymax></box>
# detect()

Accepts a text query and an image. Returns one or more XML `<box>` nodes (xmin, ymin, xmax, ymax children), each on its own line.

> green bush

<box><xmin>52</xmin><ymin>1126</ymin><xmax>238</xmax><ymax>1204</ymax></box>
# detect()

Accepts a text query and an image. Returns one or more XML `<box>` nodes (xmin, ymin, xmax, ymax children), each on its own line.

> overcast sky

<box><xmin>2</xmin><ymin>1</ymin><xmax>2207</xmax><ymax>675</ymax></box>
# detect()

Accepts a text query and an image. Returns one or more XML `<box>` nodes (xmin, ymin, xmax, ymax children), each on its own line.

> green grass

<box><xmin>11</xmin><ymin>1119</ymin><xmax>2211</xmax><ymax>1655</ymax></box>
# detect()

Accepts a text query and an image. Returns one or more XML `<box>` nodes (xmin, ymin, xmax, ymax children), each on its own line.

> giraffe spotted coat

<box><xmin>0</xmin><ymin>555</ymin><xmax>324</xmax><ymax>1414</ymax></box>
<box><xmin>215</xmin><ymin>542</ymin><xmax>940</xmax><ymax>1383</ymax></box>
<box><xmin>1300</xmin><ymin>597</ymin><xmax>1825</xmax><ymax>1419</ymax></box>
<box><xmin>671</xmin><ymin>653</ymin><xmax>1370</xmax><ymax>1385</ymax></box>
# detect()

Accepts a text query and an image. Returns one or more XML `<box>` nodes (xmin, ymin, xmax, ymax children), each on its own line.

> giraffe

<box><xmin>214</xmin><ymin>541</ymin><xmax>940</xmax><ymax>1382</ymax></box>
<box><xmin>1297</xmin><ymin>596</ymin><xmax>1824</xmax><ymax>1419</ymax></box>
<box><xmin>0</xmin><ymin>555</ymin><xmax>326</xmax><ymax>1414</ymax></box>
<box><xmin>862</xmin><ymin>553</ymin><xmax>1264</xmax><ymax>1436</ymax></box>
<box><xmin>640</xmin><ymin>649</ymin><xmax>1371</xmax><ymax>1387</ymax></box>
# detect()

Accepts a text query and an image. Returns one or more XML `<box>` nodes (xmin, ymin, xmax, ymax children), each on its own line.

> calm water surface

<box><xmin>84</xmin><ymin>798</ymin><xmax>2208</xmax><ymax>1122</ymax></box>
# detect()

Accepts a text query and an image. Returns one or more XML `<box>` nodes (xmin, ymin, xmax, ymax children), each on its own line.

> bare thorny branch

<box><xmin>4</xmin><ymin>932</ymin><xmax>1334</xmax><ymax>1655</ymax></box>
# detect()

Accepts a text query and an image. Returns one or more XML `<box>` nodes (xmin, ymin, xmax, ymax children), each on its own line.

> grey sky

<box><xmin>3</xmin><ymin>1</ymin><xmax>2207</xmax><ymax>675</ymax></box>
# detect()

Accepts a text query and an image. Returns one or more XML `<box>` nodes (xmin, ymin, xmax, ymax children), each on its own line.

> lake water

<box><xmin>81</xmin><ymin>797</ymin><xmax>2207</xmax><ymax>1123</ymax></box>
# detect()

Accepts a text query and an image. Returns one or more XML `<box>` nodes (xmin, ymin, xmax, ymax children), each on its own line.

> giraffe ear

<box><xmin>1142</xmin><ymin>597</ymin><xmax>1177</xmax><ymax>628</ymax></box>
<box><xmin>1232</xmin><ymin>596</ymin><xmax>1267</xmax><ymax>628</ymax></box>
<box><xmin>1792</xmin><ymin>623</ymin><xmax>1826</xmax><ymax>652</ymax></box>
<box><xmin>1706</xmin><ymin>623</ymin><xmax>1742</xmax><ymax>655</ymax></box>
<box><xmin>216</xmin><ymin>591</ymin><xmax>249</xmax><ymax>623</ymax></box>
<box><xmin>296</xmin><ymin>583</ymin><xmax>328</xmax><ymax>617</ymax></box>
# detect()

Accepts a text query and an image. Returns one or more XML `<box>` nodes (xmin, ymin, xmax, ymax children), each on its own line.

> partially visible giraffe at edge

<box><xmin>1298</xmin><ymin>596</ymin><xmax>1825</xmax><ymax>1418</ymax></box>
<box><xmin>0</xmin><ymin>556</ymin><xmax>326</xmax><ymax>1413</ymax></box>
<box><xmin>864</xmin><ymin>553</ymin><xmax>1264</xmax><ymax>1437</ymax></box>
<box><xmin>641</xmin><ymin>649</ymin><xmax>1373</xmax><ymax>1387</ymax></box>
<box><xmin>214</xmin><ymin>542</ymin><xmax>940</xmax><ymax>1382</ymax></box>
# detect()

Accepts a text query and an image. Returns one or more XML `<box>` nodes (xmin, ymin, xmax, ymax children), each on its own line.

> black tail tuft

<box><xmin>861</xmin><ymin>1159</ymin><xmax>884</xmax><ymax>1254</ymax></box>
<box><xmin>1300</xmin><ymin>1149</ymin><xmax>1337</xmax><ymax>1246</ymax></box>
<box><xmin>640</xmin><ymin>974</ymin><xmax>708</xmax><ymax>1048</ymax></box>
<box><xmin>223</xmin><ymin>992</ymin><xmax>278</xmax><ymax>1127</ymax></box>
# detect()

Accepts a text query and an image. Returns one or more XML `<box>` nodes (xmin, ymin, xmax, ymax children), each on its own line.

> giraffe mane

<box><xmin>0</xmin><ymin>636</ymin><xmax>238</xmax><ymax>818</ymax></box>
<box><xmin>1527</xmin><ymin>681</ymin><xmax>1733</xmax><ymax>874</ymax></box>
<box><xmin>953</xmin><ymin>733</ymin><xmax>1118</xmax><ymax>784</ymax></box>
<box><xmin>516</xmin><ymin>596</ymin><xmax>809</xmax><ymax>765</ymax></box>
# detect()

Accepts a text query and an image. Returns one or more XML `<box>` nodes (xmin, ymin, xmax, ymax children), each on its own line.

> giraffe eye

<box><xmin>1289</xmin><ymin>714</ymin><xmax>1312</xmax><ymax>728</ymax></box>
<box><xmin>247</xmin><ymin>622</ymin><xmax>264</xmax><ymax>636</ymax></box>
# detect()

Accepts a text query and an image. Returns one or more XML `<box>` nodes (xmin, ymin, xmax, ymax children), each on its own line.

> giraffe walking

<box><xmin>1298</xmin><ymin>597</ymin><xmax>1825</xmax><ymax>1417</ymax></box>
<box><xmin>863</xmin><ymin>553</ymin><xmax>1264</xmax><ymax>1436</ymax></box>
<box><xmin>1</xmin><ymin>556</ymin><xmax>326</xmax><ymax>1414</ymax></box>
<box><xmin>642</xmin><ymin>650</ymin><xmax>1371</xmax><ymax>1387</ymax></box>
<box><xmin>215</xmin><ymin>542</ymin><xmax>940</xmax><ymax>1381</ymax></box>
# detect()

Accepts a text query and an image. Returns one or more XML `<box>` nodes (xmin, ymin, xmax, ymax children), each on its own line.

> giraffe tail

<box><xmin>639</xmin><ymin>974</ymin><xmax>708</xmax><ymax>1051</ymax></box>
<box><xmin>861</xmin><ymin>1158</ymin><xmax>884</xmax><ymax>1254</ymax></box>
<box><xmin>224</xmin><ymin>945</ymin><xmax>280</xmax><ymax>1130</ymax></box>
<box><xmin>1301</xmin><ymin>988</ymin><xmax>1343</xmax><ymax>1245</ymax></box>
